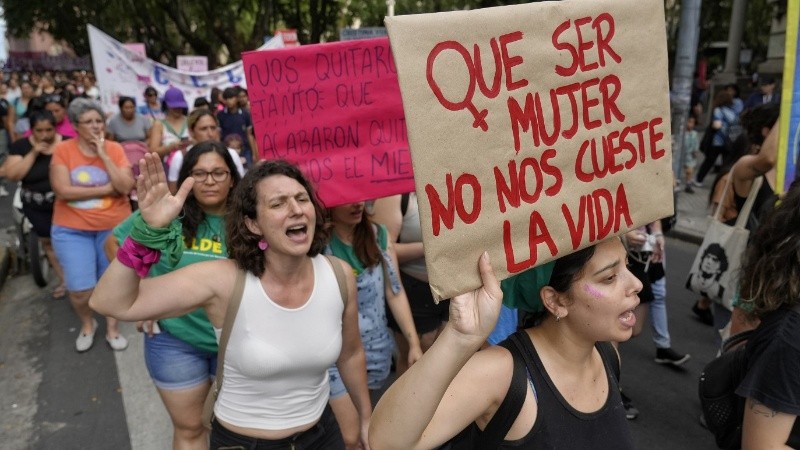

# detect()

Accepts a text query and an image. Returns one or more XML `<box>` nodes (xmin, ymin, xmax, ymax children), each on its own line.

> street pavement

<box><xmin>0</xmin><ymin>179</ymin><xmax>722</xmax><ymax>450</ymax></box>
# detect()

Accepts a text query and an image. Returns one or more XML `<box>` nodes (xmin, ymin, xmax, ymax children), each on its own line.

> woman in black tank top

<box><xmin>727</xmin><ymin>104</ymin><xmax>779</xmax><ymax>337</ymax></box>
<box><xmin>370</xmin><ymin>238</ymin><xmax>642</xmax><ymax>449</ymax></box>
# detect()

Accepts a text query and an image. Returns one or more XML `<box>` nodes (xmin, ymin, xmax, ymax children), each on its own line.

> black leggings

<box><xmin>696</xmin><ymin>145</ymin><xmax>726</xmax><ymax>183</ymax></box>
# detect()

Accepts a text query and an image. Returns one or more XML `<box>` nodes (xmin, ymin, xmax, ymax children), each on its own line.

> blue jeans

<box><xmin>210</xmin><ymin>405</ymin><xmax>344</xmax><ymax>449</ymax></box>
<box><xmin>144</xmin><ymin>328</ymin><xmax>217</xmax><ymax>390</ymax></box>
<box><xmin>649</xmin><ymin>277</ymin><xmax>670</xmax><ymax>349</ymax></box>
<box><xmin>51</xmin><ymin>225</ymin><xmax>112</xmax><ymax>291</ymax></box>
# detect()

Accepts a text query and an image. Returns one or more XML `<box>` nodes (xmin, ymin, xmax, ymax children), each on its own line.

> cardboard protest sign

<box><xmin>242</xmin><ymin>38</ymin><xmax>414</xmax><ymax>207</ymax></box>
<box><xmin>386</xmin><ymin>0</ymin><xmax>673</xmax><ymax>300</ymax></box>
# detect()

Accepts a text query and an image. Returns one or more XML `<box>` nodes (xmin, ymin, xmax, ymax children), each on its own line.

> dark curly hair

<box><xmin>177</xmin><ymin>141</ymin><xmax>241</xmax><ymax>247</ymax></box>
<box><xmin>739</xmin><ymin>183</ymin><xmax>800</xmax><ymax>317</ymax></box>
<box><xmin>226</xmin><ymin>160</ymin><xmax>328</xmax><ymax>276</ymax></box>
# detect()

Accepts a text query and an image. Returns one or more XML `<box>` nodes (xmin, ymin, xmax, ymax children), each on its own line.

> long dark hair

<box><xmin>330</xmin><ymin>205</ymin><xmax>381</xmax><ymax>268</ymax></box>
<box><xmin>177</xmin><ymin>141</ymin><xmax>241</xmax><ymax>247</ymax></box>
<box><xmin>738</xmin><ymin>183</ymin><xmax>800</xmax><ymax>317</ymax></box>
<box><xmin>226</xmin><ymin>160</ymin><xmax>328</xmax><ymax>276</ymax></box>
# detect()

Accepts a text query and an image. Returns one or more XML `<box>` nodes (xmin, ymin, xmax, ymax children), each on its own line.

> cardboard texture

<box><xmin>386</xmin><ymin>0</ymin><xmax>673</xmax><ymax>301</ymax></box>
<box><xmin>242</xmin><ymin>38</ymin><xmax>414</xmax><ymax>207</ymax></box>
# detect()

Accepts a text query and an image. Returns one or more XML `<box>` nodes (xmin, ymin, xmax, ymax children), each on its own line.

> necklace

<box><xmin>204</xmin><ymin>217</ymin><xmax>222</xmax><ymax>242</ymax></box>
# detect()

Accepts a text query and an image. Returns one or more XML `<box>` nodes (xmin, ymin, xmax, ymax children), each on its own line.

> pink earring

<box><xmin>258</xmin><ymin>240</ymin><xmax>268</xmax><ymax>251</ymax></box>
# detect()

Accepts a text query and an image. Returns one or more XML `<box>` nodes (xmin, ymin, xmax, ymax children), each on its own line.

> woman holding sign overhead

<box><xmin>90</xmin><ymin>156</ymin><xmax>371</xmax><ymax>449</ymax></box>
<box><xmin>369</xmin><ymin>237</ymin><xmax>642</xmax><ymax>449</ymax></box>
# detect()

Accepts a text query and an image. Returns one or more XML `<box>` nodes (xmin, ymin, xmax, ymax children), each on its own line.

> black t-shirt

<box><xmin>0</xmin><ymin>98</ymin><xmax>8</xmax><ymax>129</ymax></box>
<box><xmin>9</xmin><ymin>137</ymin><xmax>53</xmax><ymax>193</ymax></box>
<box><xmin>217</xmin><ymin>108</ymin><xmax>252</xmax><ymax>151</ymax></box>
<box><xmin>736</xmin><ymin>307</ymin><xmax>800</xmax><ymax>447</ymax></box>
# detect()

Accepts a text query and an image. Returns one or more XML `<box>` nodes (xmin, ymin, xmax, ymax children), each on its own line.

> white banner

<box><xmin>88</xmin><ymin>25</ymin><xmax>285</xmax><ymax>115</ymax></box>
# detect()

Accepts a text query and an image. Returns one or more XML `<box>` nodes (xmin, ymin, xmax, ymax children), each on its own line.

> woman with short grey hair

<box><xmin>50</xmin><ymin>95</ymin><xmax>136</xmax><ymax>352</ymax></box>
<box><xmin>67</xmin><ymin>97</ymin><xmax>105</xmax><ymax>127</ymax></box>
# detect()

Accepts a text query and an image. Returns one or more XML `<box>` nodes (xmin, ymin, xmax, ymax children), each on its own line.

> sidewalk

<box><xmin>671</xmin><ymin>180</ymin><xmax>712</xmax><ymax>245</ymax></box>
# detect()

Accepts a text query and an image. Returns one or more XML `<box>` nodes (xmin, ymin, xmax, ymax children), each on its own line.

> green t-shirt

<box><xmin>328</xmin><ymin>224</ymin><xmax>388</xmax><ymax>275</ymax></box>
<box><xmin>113</xmin><ymin>211</ymin><xmax>227</xmax><ymax>353</ymax></box>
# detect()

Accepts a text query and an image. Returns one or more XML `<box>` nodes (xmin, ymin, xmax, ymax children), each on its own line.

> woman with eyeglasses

<box><xmin>49</xmin><ymin>98</ymin><xmax>135</xmax><ymax>352</ymax></box>
<box><xmin>108</xmin><ymin>141</ymin><xmax>241</xmax><ymax>448</ymax></box>
<box><xmin>4</xmin><ymin>110</ymin><xmax>67</xmax><ymax>298</ymax></box>
<box><xmin>166</xmin><ymin>109</ymin><xmax>245</xmax><ymax>193</ymax></box>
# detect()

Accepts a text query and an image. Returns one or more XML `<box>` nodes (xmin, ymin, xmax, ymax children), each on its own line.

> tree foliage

<box><xmin>1</xmin><ymin>0</ymin><xmax>344</xmax><ymax>67</ymax></box>
<box><xmin>1</xmin><ymin>0</ymin><xmax>780</xmax><ymax>71</ymax></box>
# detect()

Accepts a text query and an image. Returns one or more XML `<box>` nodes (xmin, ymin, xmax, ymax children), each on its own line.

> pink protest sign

<box><xmin>242</xmin><ymin>37</ymin><xmax>413</xmax><ymax>207</ymax></box>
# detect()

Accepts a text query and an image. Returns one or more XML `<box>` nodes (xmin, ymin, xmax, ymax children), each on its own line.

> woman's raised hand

<box><xmin>137</xmin><ymin>152</ymin><xmax>194</xmax><ymax>228</ymax></box>
<box><xmin>448</xmin><ymin>252</ymin><xmax>503</xmax><ymax>346</ymax></box>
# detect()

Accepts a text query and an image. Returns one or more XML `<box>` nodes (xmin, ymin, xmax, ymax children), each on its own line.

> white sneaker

<box><xmin>76</xmin><ymin>319</ymin><xmax>98</xmax><ymax>353</ymax></box>
<box><xmin>0</xmin><ymin>185</ymin><xmax>8</xmax><ymax>197</ymax></box>
<box><xmin>106</xmin><ymin>334</ymin><xmax>129</xmax><ymax>351</ymax></box>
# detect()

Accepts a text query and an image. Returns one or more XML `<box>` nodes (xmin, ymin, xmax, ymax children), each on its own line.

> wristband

<box><xmin>117</xmin><ymin>237</ymin><xmax>161</xmax><ymax>277</ymax></box>
<box><xmin>130</xmin><ymin>214</ymin><xmax>184</xmax><ymax>267</ymax></box>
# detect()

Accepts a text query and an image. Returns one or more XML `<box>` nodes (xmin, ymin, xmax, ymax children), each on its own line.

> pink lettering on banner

<box><xmin>242</xmin><ymin>38</ymin><xmax>413</xmax><ymax>207</ymax></box>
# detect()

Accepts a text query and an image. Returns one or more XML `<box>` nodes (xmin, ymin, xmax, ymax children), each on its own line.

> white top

<box><xmin>398</xmin><ymin>193</ymin><xmax>428</xmax><ymax>281</ymax></box>
<box><xmin>214</xmin><ymin>255</ymin><xmax>344</xmax><ymax>430</ymax></box>
<box><xmin>167</xmin><ymin>146</ymin><xmax>245</xmax><ymax>182</ymax></box>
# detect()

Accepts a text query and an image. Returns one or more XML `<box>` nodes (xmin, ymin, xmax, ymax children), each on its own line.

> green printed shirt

<box><xmin>113</xmin><ymin>211</ymin><xmax>227</xmax><ymax>353</ymax></box>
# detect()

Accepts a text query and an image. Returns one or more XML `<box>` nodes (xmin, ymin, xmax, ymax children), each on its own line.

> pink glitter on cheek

<box><xmin>584</xmin><ymin>284</ymin><xmax>604</xmax><ymax>299</ymax></box>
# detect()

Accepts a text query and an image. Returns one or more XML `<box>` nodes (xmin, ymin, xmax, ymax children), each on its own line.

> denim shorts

<box><xmin>51</xmin><ymin>225</ymin><xmax>112</xmax><ymax>292</ymax></box>
<box><xmin>328</xmin><ymin>356</ymin><xmax>388</xmax><ymax>399</ymax></box>
<box><xmin>210</xmin><ymin>404</ymin><xmax>344</xmax><ymax>450</ymax></box>
<box><xmin>144</xmin><ymin>327</ymin><xmax>217</xmax><ymax>390</ymax></box>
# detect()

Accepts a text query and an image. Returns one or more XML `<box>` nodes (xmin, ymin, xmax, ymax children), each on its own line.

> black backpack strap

<box><xmin>596</xmin><ymin>342</ymin><xmax>621</xmax><ymax>381</ymax></box>
<box><xmin>477</xmin><ymin>337</ymin><xmax>528</xmax><ymax>446</ymax></box>
<box><xmin>474</xmin><ymin>333</ymin><xmax>529</xmax><ymax>448</ymax></box>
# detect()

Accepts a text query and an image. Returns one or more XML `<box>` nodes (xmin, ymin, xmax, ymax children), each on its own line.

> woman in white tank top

<box><xmin>90</xmin><ymin>157</ymin><xmax>371</xmax><ymax>449</ymax></box>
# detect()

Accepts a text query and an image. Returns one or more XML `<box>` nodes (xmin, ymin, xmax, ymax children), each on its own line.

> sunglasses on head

<box><xmin>44</xmin><ymin>94</ymin><xmax>63</xmax><ymax>104</ymax></box>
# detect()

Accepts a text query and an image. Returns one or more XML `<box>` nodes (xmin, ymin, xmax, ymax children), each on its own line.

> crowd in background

<box><xmin>0</xmin><ymin>66</ymin><xmax>797</xmax><ymax>449</ymax></box>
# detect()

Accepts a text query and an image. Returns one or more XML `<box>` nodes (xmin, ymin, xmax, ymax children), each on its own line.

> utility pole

<box><xmin>719</xmin><ymin>0</ymin><xmax>748</xmax><ymax>83</ymax></box>
<box><xmin>671</xmin><ymin>0</ymin><xmax>703</xmax><ymax>186</ymax></box>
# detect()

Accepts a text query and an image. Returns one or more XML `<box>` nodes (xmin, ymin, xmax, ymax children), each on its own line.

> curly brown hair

<box><xmin>738</xmin><ymin>183</ymin><xmax>800</xmax><ymax>317</ymax></box>
<box><xmin>225</xmin><ymin>160</ymin><xmax>328</xmax><ymax>276</ymax></box>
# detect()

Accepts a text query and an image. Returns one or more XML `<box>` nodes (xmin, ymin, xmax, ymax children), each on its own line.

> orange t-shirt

<box><xmin>51</xmin><ymin>139</ymin><xmax>132</xmax><ymax>231</ymax></box>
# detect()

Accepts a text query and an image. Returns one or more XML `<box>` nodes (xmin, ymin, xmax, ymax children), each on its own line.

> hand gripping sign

<box><xmin>386</xmin><ymin>0</ymin><xmax>674</xmax><ymax>301</ymax></box>
<box><xmin>242</xmin><ymin>38</ymin><xmax>414</xmax><ymax>207</ymax></box>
